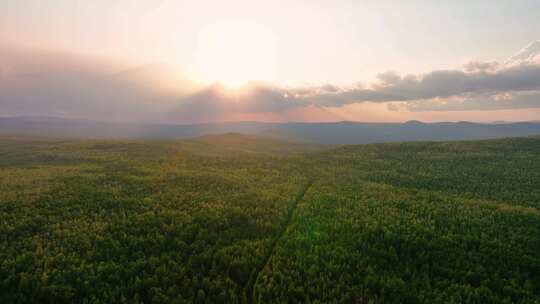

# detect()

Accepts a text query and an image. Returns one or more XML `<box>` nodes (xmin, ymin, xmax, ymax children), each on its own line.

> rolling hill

<box><xmin>1</xmin><ymin>134</ymin><xmax>539</xmax><ymax>303</ymax></box>
<box><xmin>3</xmin><ymin>116</ymin><xmax>540</xmax><ymax>144</ymax></box>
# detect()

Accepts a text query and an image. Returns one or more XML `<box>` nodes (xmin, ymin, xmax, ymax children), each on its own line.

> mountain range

<box><xmin>3</xmin><ymin>116</ymin><xmax>540</xmax><ymax>144</ymax></box>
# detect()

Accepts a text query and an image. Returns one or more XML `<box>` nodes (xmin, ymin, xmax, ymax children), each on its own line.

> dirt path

<box><xmin>245</xmin><ymin>178</ymin><xmax>315</xmax><ymax>304</ymax></box>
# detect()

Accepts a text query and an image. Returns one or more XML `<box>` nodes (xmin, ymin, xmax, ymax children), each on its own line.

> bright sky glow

<box><xmin>1</xmin><ymin>0</ymin><xmax>540</xmax><ymax>123</ymax></box>
<box><xmin>196</xmin><ymin>22</ymin><xmax>277</xmax><ymax>87</ymax></box>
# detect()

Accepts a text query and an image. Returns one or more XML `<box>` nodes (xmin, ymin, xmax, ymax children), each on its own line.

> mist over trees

<box><xmin>3</xmin><ymin>116</ymin><xmax>540</xmax><ymax>144</ymax></box>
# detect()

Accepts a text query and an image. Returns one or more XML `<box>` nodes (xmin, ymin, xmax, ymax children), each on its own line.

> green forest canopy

<box><xmin>1</xmin><ymin>134</ymin><xmax>539</xmax><ymax>303</ymax></box>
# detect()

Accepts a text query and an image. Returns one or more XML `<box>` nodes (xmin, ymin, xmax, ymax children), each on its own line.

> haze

<box><xmin>1</xmin><ymin>0</ymin><xmax>540</xmax><ymax>123</ymax></box>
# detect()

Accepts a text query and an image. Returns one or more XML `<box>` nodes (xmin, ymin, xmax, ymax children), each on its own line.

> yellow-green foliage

<box><xmin>1</xmin><ymin>135</ymin><xmax>539</xmax><ymax>303</ymax></box>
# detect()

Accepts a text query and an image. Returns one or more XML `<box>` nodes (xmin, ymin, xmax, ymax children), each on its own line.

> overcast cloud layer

<box><xmin>1</xmin><ymin>41</ymin><xmax>540</xmax><ymax>122</ymax></box>
<box><xmin>287</xmin><ymin>41</ymin><xmax>540</xmax><ymax>111</ymax></box>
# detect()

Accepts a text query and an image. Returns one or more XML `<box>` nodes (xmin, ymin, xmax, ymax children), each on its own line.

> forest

<box><xmin>1</xmin><ymin>134</ymin><xmax>539</xmax><ymax>303</ymax></box>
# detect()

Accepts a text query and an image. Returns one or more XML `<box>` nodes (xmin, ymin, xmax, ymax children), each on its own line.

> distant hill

<box><xmin>2</xmin><ymin>116</ymin><xmax>540</xmax><ymax>144</ymax></box>
<box><xmin>263</xmin><ymin>120</ymin><xmax>540</xmax><ymax>144</ymax></box>
<box><xmin>185</xmin><ymin>133</ymin><xmax>325</xmax><ymax>155</ymax></box>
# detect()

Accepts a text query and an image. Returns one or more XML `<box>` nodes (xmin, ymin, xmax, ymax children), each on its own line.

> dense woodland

<box><xmin>1</xmin><ymin>134</ymin><xmax>539</xmax><ymax>303</ymax></box>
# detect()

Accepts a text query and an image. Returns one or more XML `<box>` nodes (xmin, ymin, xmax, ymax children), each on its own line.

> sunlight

<box><xmin>196</xmin><ymin>22</ymin><xmax>277</xmax><ymax>88</ymax></box>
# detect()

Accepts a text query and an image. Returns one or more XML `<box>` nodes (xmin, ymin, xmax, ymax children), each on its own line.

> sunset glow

<box><xmin>195</xmin><ymin>22</ymin><xmax>277</xmax><ymax>88</ymax></box>
<box><xmin>1</xmin><ymin>0</ymin><xmax>539</xmax><ymax>123</ymax></box>
<box><xmin>3</xmin><ymin>2</ymin><xmax>540</xmax><ymax>303</ymax></box>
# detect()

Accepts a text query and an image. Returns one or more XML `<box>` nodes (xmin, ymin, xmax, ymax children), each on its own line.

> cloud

<box><xmin>167</xmin><ymin>83</ymin><xmax>308</xmax><ymax>122</ymax></box>
<box><xmin>0</xmin><ymin>43</ymin><xmax>198</xmax><ymax>122</ymax></box>
<box><xmin>505</xmin><ymin>40</ymin><xmax>540</xmax><ymax>66</ymax></box>
<box><xmin>402</xmin><ymin>91</ymin><xmax>540</xmax><ymax>112</ymax></box>
<box><xmin>463</xmin><ymin>60</ymin><xmax>499</xmax><ymax>73</ymax></box>
<box><xmin>0</xmin><ymin>43</ymin><xmax>308</xmax><ymax>123</ymax></box>
<box><xmin>279</xmin><ymin>43</ymin><xmax>540</xmax><ymax>112</ymax></box>
<box><xmin>290</xmin><ymin>63</ymin><xmax>540</xmax><ymax>105</ymax></box>
<box><xmin>2</xmin><ymin>40</ymin><xmax>540</xmax><ymax>122</ymax></box>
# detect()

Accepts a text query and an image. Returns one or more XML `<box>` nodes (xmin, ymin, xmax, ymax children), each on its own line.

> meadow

<box><xmin>1</xmin><ymin>134</ymin><xmax>539</xmax><ymax>303</ymax></box>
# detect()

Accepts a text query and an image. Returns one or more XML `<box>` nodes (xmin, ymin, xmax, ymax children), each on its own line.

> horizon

<box><xmin>1</xmin><ymin>1</ymin><xmax>540</xmax><ymax>123</ymax></box>
<box><xmin>3</xmin><ymin>114</ymin><xmax>540</xmax><ymax>126</ymax></box>
<box><xmin>3</xmin><ymin>3</ymin><xmax>540</xmax><ymax>302</ymax></box>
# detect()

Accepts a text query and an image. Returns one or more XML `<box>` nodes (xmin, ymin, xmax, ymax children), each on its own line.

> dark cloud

<box><xmin>168</xmin><ymin>83</ymin><xmax>307</xmax><ymax>122</ymax></box>
<box><xmin>3</xmin><ymin>41</ymin><xmax>540</xmax><ymax>122</ymax></box>
<box><xmin>287</xmin><ymin>60</ymin><xmax>540</xmax><ymax>110</ymax></box>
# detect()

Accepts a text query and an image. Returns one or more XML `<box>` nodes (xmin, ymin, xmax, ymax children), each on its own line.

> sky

<box><xmin>1</xmin><ymin>0</ymin><xmax>540</xmax><ymax>123</ymax></box>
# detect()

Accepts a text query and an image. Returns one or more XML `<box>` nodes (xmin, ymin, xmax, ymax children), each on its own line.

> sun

<box><xmin>196</xmin><ymin>22</ymin><xmax>277</xmax><ymax>88</ymax></box>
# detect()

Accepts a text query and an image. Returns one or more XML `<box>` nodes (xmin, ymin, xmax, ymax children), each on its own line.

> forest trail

<box><xmin>245</xmin><ymin>178</ymin><xmax>315</xmax><ymax>304</ymax></box>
